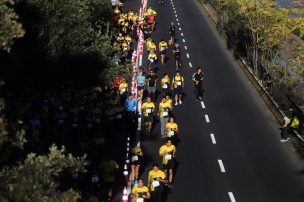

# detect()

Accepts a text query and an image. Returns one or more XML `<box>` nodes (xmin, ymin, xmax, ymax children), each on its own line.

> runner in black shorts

<box><xmin>159</xmin><ymin>138</ymin><xmax>176</xmax><ymax>188</ymax></box>
<box><xmin>131</xmin><ymin>145</ymin><xmax>143</xmax><ymax>184</ymax></box>
<box><xmin>159</xmin><ymin>39</ymin><xmax>168</xmax><ymax>65</ymax></box>
<box><xmin>173</xmin><ymin>43</ymin><xmax>181</xmax><ymax>70</ymax></box>
<box><xmin>169</xmin><ymin>22</ymin><xmax>176</xmax><ymax>45</ymax></box>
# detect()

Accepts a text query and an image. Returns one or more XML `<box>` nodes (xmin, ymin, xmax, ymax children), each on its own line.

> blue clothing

<box><xmin>137</xmin><ymin>75</ymin><xmax>145</xmax><ymax>85</ymax></box>
<box><xmin>125</xmin><ymin>98</ymin><xmax>136</xmax><ymax>112</ymax></box>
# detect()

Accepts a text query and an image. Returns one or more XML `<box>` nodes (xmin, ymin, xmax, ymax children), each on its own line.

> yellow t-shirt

<box><xmin>159</xmin><ymin>41</ymin><xmax>168</xmax><ymax>51</ymax></box>
<box><xmin>159</xmin><ymin>145</ymin><xmax>176</xmax><ymax>164</ymax></box>
<box><xmin>150</xmin><ymin>43</ymin><xmax>156</xmax><ymax>51</ymax></box>
<box><xmin>159</xmin><ymin>102</ymin><xmax>171</xmax><ymax>118</ymax></box>
<box><xmin>172</xmin><ymin>76</ymin><xmax>184</xmax><ymax>88</ymax></box>
<box><xmin>166</xmin><ymin>122</ymin><xmax>178</xmax><ymax>137</ymax></box>
<box><xmin>148</xmin><ymin>170</ymin><xmax>166</xmax><ymax>191</ymax></box>
<box><xmin>142</xmin><ymin>102</ymin><xmax>155</xmax><ymax>117</ymax></box>
<box><xmin>148</xmin><ymin>53</ymin><xmax>157</xmax><ymax>61</ymax></box>
<box><xmin>119</xmin><ymin>82</ymin><xmax>128</xmax><ymax>94</ymax></box>
<box><xmin>131</xmin><ymin>186</ymin><xmax>149</xmax><ymax>200</ymax></box>
<box><xmin>121</xmin><ymin>43</ymin><xmax>128</xmax><ymax>51</ymax></box>
<box><xmin>125</xmin><ymin>36</ymin><xmax>132</xmax><ymax>43</ymax></box>
<box><xmin>165</xmin><ymin>99</ymin><xmax>172</xmax><ymax>108</ymax></box>
<box><xmin>161</xmin><ymin>77</ymin><xmax>170</xmax><ymax>89</ymax></box>
<box><xmin>132</xmin><ymin>146</ymin><xmax>142</xmax><ymax>155</ymax></box>
<box><xmin>114</xmin><ymin>8</ymin><xmax>120</xmax><ymax>14</ymax></box>
<box><xmin>116</xmin><ymin>36</ymin><xmax>124</xmax><ymax>43</ymax></box>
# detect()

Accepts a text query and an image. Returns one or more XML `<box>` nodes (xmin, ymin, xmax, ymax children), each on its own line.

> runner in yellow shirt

<box><xmin>148</xmin><ymin>50</ymin><xmax>157</xmax><ymax>63</ymax></box>
<box><xmin>141</xmin><ymin>96</ymin><xmax>155</xmax><ymax>134</ymax></box>
<box><xmin>148</xmin><ymin>163</ymin><xmax>166</xmax><ymax>202</ymax></box>
<box><xmin>171</xmin><ymin>71</ymin><xmax>184</xmax><ymax>105</ymax></box>
<box><xmin>159</xmin><ymin>138</ymin><xmax>176</xmax><ymax>188</ymax></box>
<box><xmin>165</xmin><ymin>94</ymin><xmax>173</xmax><ymax>109</ymax></box>
<box><xmin>166</xmin><ymin>117</ymin><xmax>179</xmax><ymax>138</ymax></box>
<box><xmin>159</xmin><ymin>39</ymin><xmax>168</xmax><ymax>65</ymax></box>
<box><xmin>131</xmin><ymin>179</ymin><xmax>151</xmax><ymax>202</ymax></box>
<box><xmin>159</xmin><ymin>97</ymin><xmax>172</xmax><ymax>138</ymax></box>
<box><xmin>161</xmin><ymin>73</ymin><xmax>170</xmax><ymax>95</ymax></box>
<box><xmin>131</xmin><ymin>146</ymin><xmax>143</xmax><ymax>183</ymax></box>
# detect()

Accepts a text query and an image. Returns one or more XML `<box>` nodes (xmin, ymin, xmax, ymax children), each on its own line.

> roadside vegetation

<box><xmin>0</xmin><ymin>0</ymin><xmax>130</xmax><ymax>201</ymax></box>
<box><xmin>199</xmin><ymin>0</ymin><xmax>304</xmax><ymax>123</ymax></box>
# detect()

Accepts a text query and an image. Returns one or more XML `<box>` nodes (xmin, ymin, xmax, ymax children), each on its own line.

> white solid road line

<box><xmin>218</xmin><ymin>159</ymin><xmax>226</xmax><ymax>173</ymax></box>
<box><xmin>205</xmin><ymin>114</ymin><xmax>210</xmax><ymax>123</ymax></box>
<box><xmin>210</xmin><ymin>133</ymin><xmax>216</xmax><ymax>144</ymax></box>
<box><xmin>186</xmin><ymin>53</ymin><xmax>190</xmax><ymax>58</ymax></box>
<box><xmin>181</xmin><ymin>33</ymin><xmax>184</xmax><ymax>36</ymax></box>
<box><xmin>228</xmin><ymin>192</ymin><xmax>236</xmax><ymax>202</ymax></box>
<box><xmin>184</xmin><ymin>45</ymin><xmax>187</xmax><ymax>49</ymax></box>
<box><xmin>200</xmin><ymin>101</ymin><xmax>205</xmax><ymax>108</ymax></box>
<box><xmin>189</xmin><ymin>62</ymin><xmax>193</xmax><ymax>67</ymax></box>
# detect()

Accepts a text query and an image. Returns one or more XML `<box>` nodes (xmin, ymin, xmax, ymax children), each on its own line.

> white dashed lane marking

<box><xmin>189</xmin><ymin>62</ymin><xmax>193</xmax><ymax>67</ymax></box>
<box><xmin>228</xmin><ymin>192</ymin><xmax>236</xmax><ymax>202</ymax></box>
<box><xmin>218</xmin><ymin>160</ymin><xmax>226</xmax><ymax>173</ymax></box>
<box><xmin>210</xmin><ymin>133</ymin><xmax>216</xmax><ymax>144</ymax></box>
<box><xmin>200</xmin><ymin>101</ymin><xmax>205</xmax><ymax>108</ymax></box>
<box><xmin>182</xmin><ymin>39</ymin><xmax>186</xmax><ymax>43</ymax></box>
<box><xmin>205</xmin><ymin>114</ymin><xmax>210</xmax><ymax>123</ymax></box>
<box><xmin>186</xmin><ymin>53</ymin><xmax>190</xmax><ymax>58</ymax></box>
<box><xmin>181</xmin><ymin>33</ymin><xmax>184</xmax><ymax>36</ymax></box>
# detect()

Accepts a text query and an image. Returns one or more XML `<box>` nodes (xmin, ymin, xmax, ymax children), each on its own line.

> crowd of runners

<box><xmin>111</xmin><ymin>1</ymin><xmax>205</xmax><ymax>201</ymax></box>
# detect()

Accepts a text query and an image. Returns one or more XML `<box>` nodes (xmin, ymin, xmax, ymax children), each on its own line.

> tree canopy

<box><xmin>0</xmin><ymin>0</ymin><xmax>25</xmax><ymax>52</ymax></box>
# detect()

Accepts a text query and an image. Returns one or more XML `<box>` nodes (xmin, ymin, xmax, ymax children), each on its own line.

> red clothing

<box><xmin>113</xmin><ymin>77</ymin><xmax>123</xmax><ymax>88</ymax></box>
<box><xmin>148</xmin><ymin>15</ymin><xmax>155</xmax><ymax>23</ymax></box>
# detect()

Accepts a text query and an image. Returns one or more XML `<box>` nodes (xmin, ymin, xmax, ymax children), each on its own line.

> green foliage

<box><xmin>0</xmin><ymin>144</ymin><xmax>87</xmax><ymax>202</ymax></box>
<box><xmin>100</xmin><ymin>64</ymin><xmax>132</xmax><ymax>86</ymax></box>
<box><xmin>22</xmin><ymin>0</ymin><xmax>113</xmax><ymax>60</ymax></box>
<box><xmin>88</xmin><ymin>0</ymin><xmax>113</xmax><ymax>23</ymax></box>
<box><xmin>0</xmin><ymin>0</ymin><xmax>25</xmax><ymax>52</ymax></box>
<box><xmin>210</xmin><ymin>0</ymin><xmax>304</xmax><ymax>108</ymax></box>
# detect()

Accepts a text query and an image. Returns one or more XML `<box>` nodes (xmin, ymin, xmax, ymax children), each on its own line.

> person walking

<box><xmin>159</xmin><ymin>138</ymin><xmax>176</xmax><ymax>189</ymax></box>
<box><xmin>146</xmin><ymin>70</ymin><xmax>158</xmax><ymax>101</ymax></box>
<box><xmin>131</xmin><ymin>145</ymin><xmax>143</xmax><ymax>184</ymax></box>
<box><xmin>171</xmin><ymin>71</ymin><xmax>184</xmax><ymax>105</ymax></box>
<box><xmin>148</xmin><ymin>163</ymin><xmax>166</xmax><ymax>202</ymax></box>
<box><xmin>192</xmin><ymin>67</ymin><xmax>204</xmax><ymax>101</ymax></box>
<box><xmin>169</xmin><ymin>22</ymin><xmax>176</xmax><ymax>45</ymax></box>
<box><xmin>281</xmin><ymin>116</ymin><xmax>291</xmax><ymax>142</ymax></box>
<box><xmin>161</xmin><ymin>73</ymin><xmax>170</xmax><ymax>96</ymax></box>
<box><xmin>159</xmin><ymin>97</ymin><xmax>172</xmax><ymax>138</ymax></box>
<box><xmin>131</xmin><ymin>179</ymin><xmax>151</xmax><ymax>202</ymax></box>
<box><xmin>137</xmin><ymin>70</ymin><xmax>145</xmax><ymax>101</ymax></box>
<box><xmin>141</xmin><ymin>96</ymin><xmax>155</xmax><ymax>134</ymax></box>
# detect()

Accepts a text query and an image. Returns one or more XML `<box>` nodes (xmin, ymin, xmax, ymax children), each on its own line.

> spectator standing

<box><xmin>281</xmin><ymin>116</ymin><xmax>291</xmax><ymax>142</ymax></box>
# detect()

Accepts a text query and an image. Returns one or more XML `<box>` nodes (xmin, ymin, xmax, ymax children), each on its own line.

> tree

<box><xmin>0</xmin><ymin>144</ymin><xmax>87</xmax><ymax>202</ymax></box>
<box><xmin>24</xmin><ymin>0</ymin><xmax>112</xmax><ymax>59</ymax></box>
<box><xmin>0</xmin><ymin>0</ymin><xmax>25</xmax><ymax>52</ymax></box>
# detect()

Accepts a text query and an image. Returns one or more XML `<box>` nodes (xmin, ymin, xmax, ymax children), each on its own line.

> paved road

<box><xmin>122</xmin><ymin>0</ymin><xmax>304</xmax><ymax>201</ymax></box>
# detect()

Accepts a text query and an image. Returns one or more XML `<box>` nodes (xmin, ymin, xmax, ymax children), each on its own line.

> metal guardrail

<box><xmin>196</xmin><ymin>0</ymin><xmax>304</xmax><ymax>143</ymax></box>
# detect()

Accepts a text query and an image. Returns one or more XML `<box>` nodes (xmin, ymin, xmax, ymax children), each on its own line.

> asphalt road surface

<box><xmin>121</xmin><ymin>0</ymin><xmax>304</xmax><ymax>201</ymax></box>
